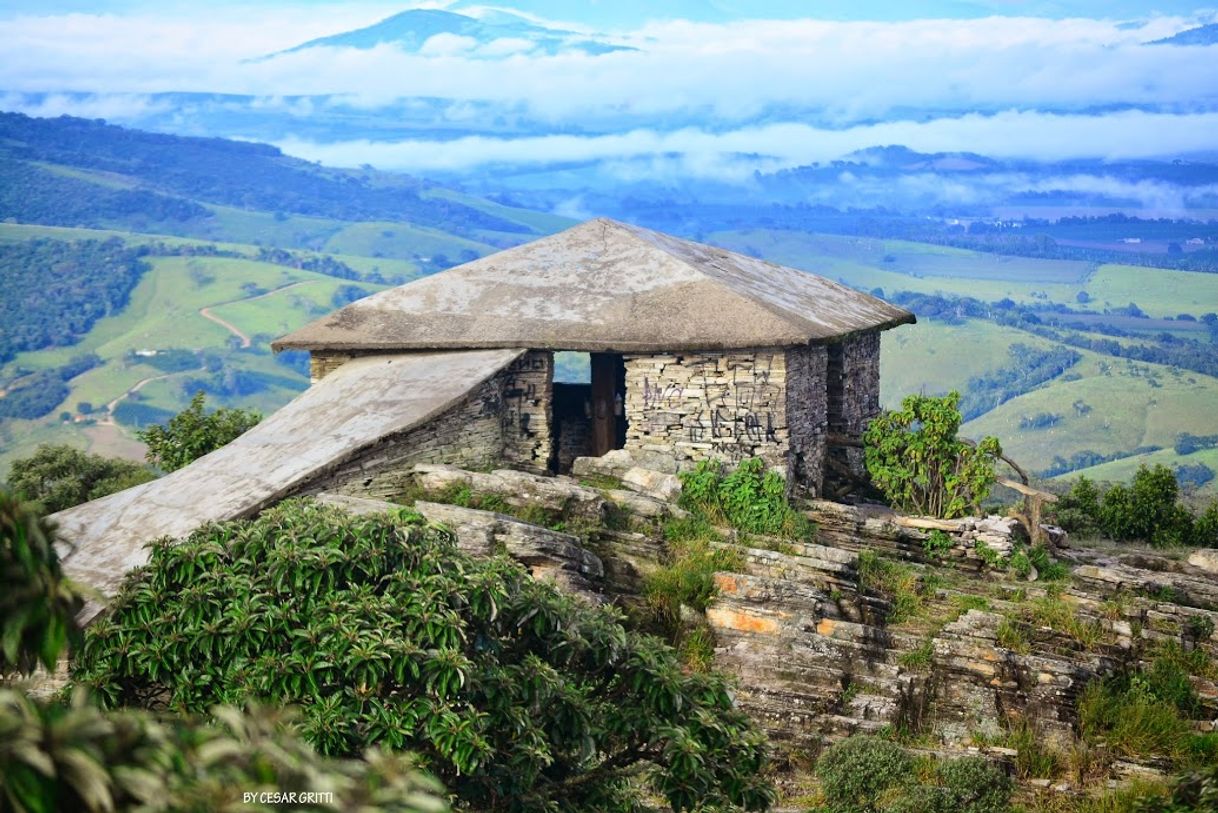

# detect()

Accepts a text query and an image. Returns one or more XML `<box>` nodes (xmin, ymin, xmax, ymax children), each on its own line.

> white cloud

<box><xmin>1</xmin><ymin>7</ymin><xmax>1217</xmax><ymax>167</ymax></box>
<box><xmin>273</xmin><ymin>110</ymin><xmax>1218</xmax><ymax>174</ymax></box>
<box><xmin>1</xmin><ymin>11</ymin><xmax>1214</xmax><ymax>116</ymax></box>
<box><xmin>419</xmin><ymin>33</ymin><xmax>479</xmax><ymax>55</ymax></box>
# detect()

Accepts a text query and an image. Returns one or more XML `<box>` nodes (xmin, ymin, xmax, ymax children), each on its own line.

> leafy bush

<box><xmin>863</xmin><ymin>392</ymin><xmax>1002</xmax><ymax>519</ymax></box>
<box><xmin>922</xmin><ymin>530</ymin><xmax>953</xmax><ymax>559</ymax></box>
<box><xmin>1055</xmin><ymin>467</ymin><xmax>1218</xmax><ymax>548</ymax></box>
<box><xmin>815</xmin><ymin>735</ymin><xmax>912</xmax><ymax>813</ymax></box>
<box><xmin>72</xmin><ymin>500</ymin><xmax>774</xmax><ymax>812</ymax></box>
<box><xmin>6</xmin><ymin>444</ymin><xmax>157</xmax><ymax>512</ymax></box>
<box><xmin>1133</xmin><ymin>763</ymin><xmax>1218</xmax><ymax>813</ymax></box>
<box><xmin>1099</xmin><ymin>465</ymin><xmax>1193</xmax><ymax>547</ymax></box>
<box><xmin>137</xmin><ymin>391</ymin><xmax>261</xmax><ymax>471</ymax></box>
<box><xmin>0</xmin><ymin>490</ymin><xmax>86</xmax><ymax>675</ymax></box>
<box><xmin>0</xmin><ymin>691</ymin><xmax>449</xmax><ymax>813</ymax></box>
<box><xmin>937</xmin><ymin>756</ymin><xmax>1013</xmax><ymax>813</ymax></box>
<box><xmin>678</xmin><ymin>458</ymin><xmax>814</xmax><ymax>540</ymax></box>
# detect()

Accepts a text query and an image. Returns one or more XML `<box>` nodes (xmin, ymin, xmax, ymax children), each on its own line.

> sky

<box><xmin>1</xmin><ymin>1</ymin><xmax>1217</xmax><ymax>174</ymax></box>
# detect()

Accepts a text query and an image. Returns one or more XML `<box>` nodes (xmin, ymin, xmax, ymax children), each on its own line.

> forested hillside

<box><xmin>1</xmin><ymin>114</ymin><xmax>1216</xmax><ymax>499</ymax></box>
<box><xmin>0</xmin><ymin>114</ymin><xmax>573</xmax><ymax>474</ymax></box>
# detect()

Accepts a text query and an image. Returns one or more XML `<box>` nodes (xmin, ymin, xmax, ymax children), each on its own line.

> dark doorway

<box><xmin>590</xmin><ymin>353</ymin><xmax>627</xmax><ymax>457</ymax></box>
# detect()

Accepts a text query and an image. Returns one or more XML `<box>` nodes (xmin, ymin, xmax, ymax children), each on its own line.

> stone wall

<box><xmin>309</xmin><ymin>352</ymin><xmax>356</xmax><ymax>382</ymax></box>
<box><xmin>294</xmin><ymin>375</ymin><xmax>508</xmax><ymax>500</ymax></box>
<box><xmin>499</xmin><ymin>351</ymin><xmax>554</xmax><ymax>473</ymax></box>
<box><xmin>784</xmin><ymin>345</ymin><xmax>829</xmax><ymax>496</ymax></box>
<box><xmin>623</xmin><ymin>350</ymin><xmax>791</xmax><ymax>473</ymax></box>
<box><xmin>826</xmin><ymin>331</ymin><xmax>881</xmax><ymax>486</ymax></box>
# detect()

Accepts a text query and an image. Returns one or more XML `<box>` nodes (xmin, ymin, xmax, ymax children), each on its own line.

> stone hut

<box><xmin>273</xmin><ymin>218</ymin><xmax>914</xmax><ymax>497</ymax></box>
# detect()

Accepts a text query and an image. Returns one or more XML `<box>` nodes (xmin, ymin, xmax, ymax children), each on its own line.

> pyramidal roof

<box><xmin>273</xmin><ymin>218</ymin><xmax>915</xmax><ymax>354</ymax></box>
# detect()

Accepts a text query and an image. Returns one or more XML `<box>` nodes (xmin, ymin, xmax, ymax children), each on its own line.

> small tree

<box><xmin>6</xmin><ymin>444</ymin><xmax>157</xmax><ymax>513</ymax></box>
<box><xmin>73</xmin><ymin>500</ymin><xmax>775</xmax><ymax>812</ymax></box>
<box><xmin>1099</xmin><ymin>464</ymin><xmax>1196</xmax><ymax>547</ymax></box>
<box><xmin>0</xmin><ymin>495</ymin><xmax>447</xmax><ymax>813</ymax></box>
<box><xmin>863</xmin><ymin>392</ymin><xmax>1002</xmax><ymax>519</ymax></box>
<box><xmin>0</xmin><ymin>490</ymin><xmax>86</xmax><ymax>676</ymax></box>
<box><xmin>138</xmin><ymin>391</ymin><xmax>261</xmax><ymax>471</ymax></box>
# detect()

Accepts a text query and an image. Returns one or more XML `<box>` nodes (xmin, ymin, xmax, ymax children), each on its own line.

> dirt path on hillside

<box><xmin>198</xmin><ymin>280</ymin><xmax>312</xmax><ymax>349</ymax></box>
<box><xmin>199</xmin><ymin>307</ymin><xmax>252</xmax><ymax>348</ymax></box>
<box><xmin>98</xmin><ymin>369</ymin><xmax>197</xmax><ymax>426</ymax></box>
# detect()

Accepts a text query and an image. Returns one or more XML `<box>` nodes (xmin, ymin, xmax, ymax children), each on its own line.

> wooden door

<box><xmin>590</xmin><ymin>353</ymin><xmax>617</xmax><ymax>456</ymax></box>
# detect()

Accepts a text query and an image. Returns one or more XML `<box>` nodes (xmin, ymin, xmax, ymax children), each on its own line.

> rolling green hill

<box><xmin>0</xmin><ymin>115</ymin><xmax>575</xmax><ymax>477</ymax></box>
<box><xmin>2</xmin><ymin>116</ymin><xmax>1216</xmax><ymax>495</ymax></box>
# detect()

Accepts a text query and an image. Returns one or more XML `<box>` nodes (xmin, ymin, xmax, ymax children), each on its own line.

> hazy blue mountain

<box><xmin>1146</xmin><ymin>22</ymin><xmax>1218</xmax><ymax>45</ymax></box>
<box><xmin>269</xmin><ymin>8</ymin><xmax>633</xmax><ymax>58</ymax></box>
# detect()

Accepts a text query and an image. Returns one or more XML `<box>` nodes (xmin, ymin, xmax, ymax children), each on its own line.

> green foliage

<box><xmin>898</xmin><ymin>639</ymin><xmax>934</xmax><ymax>671</ymax></box>
<box><xmin>678</xmin><ymin>458</ymin><xmax>814</xmax><ymax>541</ymax></box>
<box><xmin>937</xmin><ymin>756</ymin><xmax>1014</xmax><ymax>813</ymax></box>
<box><xmin>6</xmin><ymin>444</ymin><xmax>156</xmax><ymax>513</ymax></box>
<box><xmin>1132</xmin><ymin>763</ymin><xmax>1218</xmax><ymax>813</ymax></box>
<box><xmin>863</xmin><ymin>392</ymin><xmax>1002</xmax><ymax>519</ymax></box>
<box><xmin>1026</xmin><ymin>543</ymin><xmax>1070</xmax><ymax>581</ymax></box>
<box><xmin>996</xmin><ymin>618</ymin><xmax>1030</xmax><ymax>654</ymax></box>
<box><xmin>814</xmin><ymin>736</ymin><xmax>1012</xmax><ymax>813</ymax></box>
<box><xmin>1078</xmin><ymin>666</ymin><xmax>1204</xmax><ymax>765</ymax></box>
<box><xmin>815</xmin><ymin>735</ymin><xmax>912</xmax><ymax>813</ymax></box>
<box><xmin>647</xmin><ymin>516</ymin><xmax>746</xmax><ymax>635</ymax></box>
<box><xmin>0</xmin><ymin>237</ymin><xmax>151</xmax><ymax>363</ymax></box>
<box><xmin>137</xmin><ymin>391</ymin><xmax>261</xmax><ymax>472</ymax></box>
<box><xmin>1009</xmin><ymin>721</ymin><xmax>1063</xmax><ymax>780</ymax></box>
<box><xmin>0</xmin><ymin>690</ymin><xmax>449</xmax><ymax>813</ymax></box>
<box><xmin>922</xmin><ymin>530</ymin><xmax>953</xmax><ymax>559</ymax></box>
<box><xmin>1099</xmin><ymin>465</ymin><xmax>1195</xmax><ymax>547</ymax></box>
<box><xmin>857</xmin><ymin>551</ymin><xmax>923</xmax><ymax>625</ymax></box>
<box><xmin>0</xmin><ymin>491</ymin><xmax>85</xmax><ymax>675</ymax></box>
<box><xmin>72</xmin><ymin>500</ymin><xmax>774</xmax><ymax>812</ymax></box>
<box><xmin>1057</xmin><ymin>465</ymin><xmax>1218</xmax><ymax>548</ymax></box>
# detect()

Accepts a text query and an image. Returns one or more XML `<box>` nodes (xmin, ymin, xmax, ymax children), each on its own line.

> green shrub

<box><xmin>72</xmin><ymin>500</ymin><xmax>775</xmax><ymax>812</ymax></box>
<box><xmin>938</xmin><ymin>755</ymin><xmax>1013</xmax><ymax>813</ymax></box>
<box><xmin>898</xmin><ymin>639</ymin><xmax>934</xmax><ymax>671</ymax></box>
<box><xmin>815</xmin><ymin>735</ymin><xmax>912</xmax><ymax>813</ymax></box>
<box><xmin>1000</xmin><ymin>719</ymin><xmax>1062</xmax><ymax>779</ymax></box>
<box><xmin>1057</xmin><ymin>467</ymin><xmax>1218</xmax><ymax>548</ymax></box>
<box><xmin>1027</xmin><ymin>543</ymin><xmax>1070</xmax><ymax>581</ymax></box>
<box><xmin>678</xmin><ymin>457</ymin><xmax>814</xmax><ymax>540</ymax></box>
<box><xmin>882</xmin><ymin>785</ymin><xmax>954</xmax><ymax>813</ymax></box>
<box><xmin>6</xmin><ymin>444</ymin><xmax>156</xmax><ymax>512</ymax></box>
<box><xmin>1</xmin><ymin>490</ymin><xmax>86</xmax><ymax>675</ymax></box>
<box><xmin>922</xmin><ymin>530</ymin><xmax>953</xmax><ymax>559</ymax></box>
<box><xmin>1132</xmin><ymin>763</ymin><xmax>1218</xmax><ymax>812</ymax></box>
<box><xmin>1054</xmin><ymin>476</ymin><xmax>1103</xmax><ymax>538</ymax></box>
<box><xmin>0</xmin><ymin>691</ymin><xmax>449</xmax><ymax>813</ymax></box>
<box><xmin>137</xmin><ymin>390</ymin><xmax>261</xmax><ymax>472</ymax></box>
<box><xmin>863</xmin><ymin>392</ymin><xmax>1002</xmax><ymax>519</ymax></box>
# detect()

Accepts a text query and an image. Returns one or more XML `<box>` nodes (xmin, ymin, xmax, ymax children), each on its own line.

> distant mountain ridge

<box><xmin>269</xmin><ymin>8</ymin><xmax>633</xmax><ymax>59</ymax></box>
<box><xmin>1146</xmin><ymin>22</ymin><xmax>1218</xmax><ymax>46</ymax></box>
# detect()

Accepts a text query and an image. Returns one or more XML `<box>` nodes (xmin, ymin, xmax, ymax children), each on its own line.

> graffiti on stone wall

<box><xmin>655</xmin><ymin>355</ymin><xmax>782</xmax><ymax>459</ymax></box>
<box><xmin>500</xmin><ymin>352</ymin><xmax>550</xmax><ymax>436</ymax></box>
